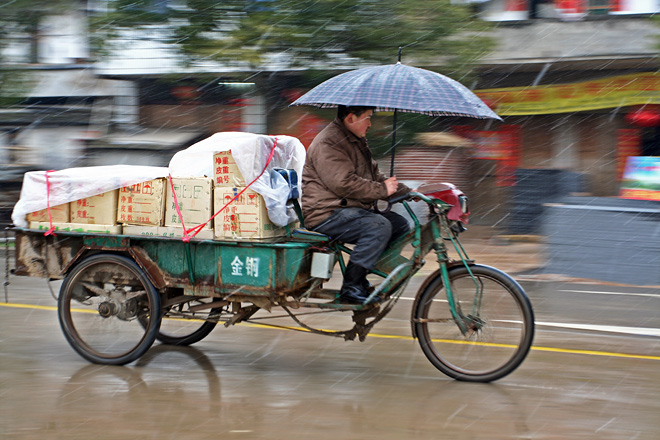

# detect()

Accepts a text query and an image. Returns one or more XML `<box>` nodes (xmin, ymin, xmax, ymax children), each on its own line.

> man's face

<box><xmin>345</xmin><ymin>110</ymin><xmax>373</xmax><ymax>138</ymax></box>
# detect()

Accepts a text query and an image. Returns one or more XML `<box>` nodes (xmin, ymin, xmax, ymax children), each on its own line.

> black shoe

<box><xmin>362</xmin><ymin>278</ymin><xmax>374</xmax><ymax>293</ymax></box>
<box><xmin>338</xmin><ymin>284</ymin><xmax>369</xmax><ymax>304</ymax></box>
<box><xmin>339</xmin><ymin>263</ymin><xmax>379</xmax><ymax>305</ymax></box>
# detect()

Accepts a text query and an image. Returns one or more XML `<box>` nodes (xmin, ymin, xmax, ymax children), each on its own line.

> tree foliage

<box><xmin>92</xmin><ymin>0</ymin><xmax>494</xmax><ymax>78</ymax></box>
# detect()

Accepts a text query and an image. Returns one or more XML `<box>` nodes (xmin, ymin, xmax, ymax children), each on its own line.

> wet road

<box><xmin>2</xmin><ymin>256</ymin><xmax>660</xmax><ymax>439</ymax></box>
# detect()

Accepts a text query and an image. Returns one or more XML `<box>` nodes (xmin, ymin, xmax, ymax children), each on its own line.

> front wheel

<box><xmin>58</xmin><ymin>254</ymin><xmax>161</xmax><ymax>365</ymax></box>
<box><xmin>413</xmin><ymin>264</ymin><xmax>534</xmax><ymax>382</ymax></box>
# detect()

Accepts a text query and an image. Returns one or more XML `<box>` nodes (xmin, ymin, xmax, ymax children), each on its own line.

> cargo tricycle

<box><xmin>11</xmin><ymin>183</ymin><xmax>534</xmax><ymax>383</ymax></box>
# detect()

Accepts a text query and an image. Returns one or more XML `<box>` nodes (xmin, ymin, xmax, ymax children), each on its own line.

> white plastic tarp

<box><xmin>169</xmin><ymin>132</ymin><xmax>306</xmax><ymax>227</ymax></box>
<box><xmin>11</xmin><ymin>165</ymin><xmax>169</xmax><ymax>228</ymax></box>
<box><xmin>12</xmin><ymin>132</ymin><xmax>306</xmax><ymax>229</ymax></box>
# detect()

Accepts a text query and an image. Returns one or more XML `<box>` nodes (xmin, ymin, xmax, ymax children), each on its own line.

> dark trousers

<box><xmin>313</xmin><ymin>207</ymin><xmax>410</xmax><ymax>270</ymax></box>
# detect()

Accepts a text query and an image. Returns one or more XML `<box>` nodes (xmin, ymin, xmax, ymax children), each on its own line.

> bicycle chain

<box><xmin>280</xmin><ymin>281</ymin><xmax>409</xmax><ymax>342</ymax></box>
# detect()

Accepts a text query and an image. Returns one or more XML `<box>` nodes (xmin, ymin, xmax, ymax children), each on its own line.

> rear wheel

<box><xmin>155</xmin><ymin>298</ymin><xmax>221</xmax><ymax>346</ymax></box>
<box><xmin>413</xmin><ymin>264</ymin><xmax>534</xmax><ymax>382</ymax></box>
<box><xmin>58</xmin><ymin>254</ymin><xmax>161</xmax><ymax>365</ymax></box>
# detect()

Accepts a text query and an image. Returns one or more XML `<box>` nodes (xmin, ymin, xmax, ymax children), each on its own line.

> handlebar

<box><xmin>373</xmin><ymin>191</ymin><xmax>451</xmax><ymax>214</ymax></box>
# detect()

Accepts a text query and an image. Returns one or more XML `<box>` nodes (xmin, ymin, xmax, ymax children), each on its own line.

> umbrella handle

<box><xmin>373</xmin><ymin>192</ymin><xmax>413</xmax><ymax>214</ymax></box>
<box><xmin>373</xmin><ymin>200</ymin><xmax>392</xmax><ymax>215</ymax></box>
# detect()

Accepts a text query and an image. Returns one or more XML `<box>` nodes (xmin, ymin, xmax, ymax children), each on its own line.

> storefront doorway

<box><xmin>640</xmin><ymin>126</ymin><xmax>660</xmax><ymax>156</ymax></box>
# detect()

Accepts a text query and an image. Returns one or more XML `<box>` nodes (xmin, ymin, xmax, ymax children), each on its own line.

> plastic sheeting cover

<box><xmin>11</xmin><ymin>165</ymin><xmax>169</xmax><ymax>228</ymax></box>
<box><xmin>169</xmin><ymin>132</ymin><xmax>306</xmax><ymax>227</ymax></box>
<box><xmin>12</xmin><ymin>132</ymin><xmax>306</xmax><ymax>229</ymax></box>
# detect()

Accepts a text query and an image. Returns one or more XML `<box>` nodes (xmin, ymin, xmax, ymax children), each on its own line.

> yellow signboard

<box><xmin>475</xmin><ymin>72</ymin><xmax>660</xmax><ymax>116</ymax></box>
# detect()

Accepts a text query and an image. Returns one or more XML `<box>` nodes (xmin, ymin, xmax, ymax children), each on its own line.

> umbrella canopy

<box><xmin>291</xmin><ymin>62</ymin><xmax>501</xmax><ymax>120</ymax></box>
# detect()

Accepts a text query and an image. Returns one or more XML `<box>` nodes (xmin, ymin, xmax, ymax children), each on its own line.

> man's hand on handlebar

<box><xmin>374</xmin><ymin>190</ymin><xmax>426</xmax><ymax>214</ymax></box>
<box><xmin>388</xmin><ymin>190</ymin><xmax>420</xmax><ymax>205</ymax></box>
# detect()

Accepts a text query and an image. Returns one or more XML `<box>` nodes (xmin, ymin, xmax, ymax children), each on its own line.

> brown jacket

<box><xmin>302</xmin><ymin>118</ymin><xmax>410</xmax><ymax>229</ymax></box>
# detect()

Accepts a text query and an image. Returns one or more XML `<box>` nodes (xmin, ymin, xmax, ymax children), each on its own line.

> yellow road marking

<box><xmin>2</xmin><ymin>301</ymin><xmax>659</xmax><ymax>361</ymax></box>
<box><xmin>1</xmin><ymin>302</ymin><xmax>57</xmax><ymax>311</ymax></box>
<box><xmin>528</xmin><ymin>345</ymin><xmax>660</xmax><ymax>361</ymax></box>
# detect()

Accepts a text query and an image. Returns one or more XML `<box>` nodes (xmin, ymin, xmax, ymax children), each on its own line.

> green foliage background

<box><xmin>1</xmin><ymin>0</ymin><xmax>494</xmax><ymax>151</ymax></box>
<box><xmin>90</xmin><ymin>0</ymin><xmax>493</xmax><ymax>79</ymax></box>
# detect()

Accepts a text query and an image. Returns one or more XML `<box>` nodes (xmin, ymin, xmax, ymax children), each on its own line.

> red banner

<box><xmin>453</xmin><ymin>125</ymin><xmax>522</xmax><ymax>187</ymax></box>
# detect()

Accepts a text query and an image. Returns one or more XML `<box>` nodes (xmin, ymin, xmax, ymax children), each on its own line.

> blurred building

<box><xmin>0</xmin><ymin>2</ymin><xmax>265</xmax><ymax>225</ymax></box>
<box><xmin>452</xmin><ymin>0</ymin><xmax>660</xmax><ymax>227</ymax></box>
<box><xmin>2</xmin><ymin>0</ymin><xmax>660</xmax><ymax>228</ymax></box>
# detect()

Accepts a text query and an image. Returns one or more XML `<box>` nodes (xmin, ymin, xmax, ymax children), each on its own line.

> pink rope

<box><xmin>170</xmin><ymin>136</ymin><xmax>279</xmax><ymax>242</ymax></box>
<box><xmin>168</xmin><ymin>173</ymin><xmax>188</xmax><ymax>235</ymax></box>
<box><xmin>44</xmin><ymin>170</ymin><xmax>57</xmax><ymax>236</ymax></box>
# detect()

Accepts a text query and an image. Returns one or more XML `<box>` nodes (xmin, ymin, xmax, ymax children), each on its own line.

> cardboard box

<box><xmin>213</xmin><ymin>150</ymin><xmax>246</xmax><ymax>186</ymax></box>
<box><xmin>117</xmin><ymin>178</ymin><xmax>166</xmax><ymax>226</ymax></box>
<box><xmin>26</xmin><ymin>203</ymin><xmax>70</xmax><ymax>223</ymax></box>
<box><xmin>123</xmin><ymin>225</ymin><xmax>214</xmax><ymax>240</ymax></box>
<box><xmin>213</xmin><ymin>187</ymin><xmax>292</xmax><ymax>240</ymax></box>
<box><xmin>165</xmin><ymin>177</ymin><xmax>213</xmax><ymax>230</ymax></box>
<box><xmin>29</xmin><ymin>221</ymin><xmax>122</xmax><ymax>235</ymax></box>
<box><xmin>70</xmin><ymin>190</ymin><xmax>119</xmax><ymax>225</ymax></box>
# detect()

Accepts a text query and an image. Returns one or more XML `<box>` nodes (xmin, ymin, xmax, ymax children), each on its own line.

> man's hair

<box><xmin>337</xmin><ymin>105</ymin><xmax>375</xmax><ymax>121</ymax></box>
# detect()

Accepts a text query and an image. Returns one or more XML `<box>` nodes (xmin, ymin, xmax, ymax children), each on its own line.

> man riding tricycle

<box><xmin>7</xmin><ymin>62</ymin><xmax>534</xmax><ymax>383</ymax></box>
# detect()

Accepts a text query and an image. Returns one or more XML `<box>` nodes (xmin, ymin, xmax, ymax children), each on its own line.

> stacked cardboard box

<box><xmin>212</xmin><ymin>150</ymin><xmax>291</xmax><ymax>240</ymax></box>
<box><xmin>26</xmin><ymin>179</ymin><xmax>167</xmax><ymax>235</ymax></box>
<box><xmin>71</xmin><ymin>190</ymin><xmax>119</xmax><ymax>225</ymax></box>
<box><xmin>214</xmin><ymin>186</ymin><xmax>290</xmax><ymax>240</ymax></box>
<box><xmin>165</xmin><ymin>177</ymin><xmax>213</xmax><ymax>229</ymax></box>
<box><xmin>117</xmin><ymin>178</ymin><xmax>167</xmax><ymax>226</ymax></box>
<box><xmin>123</xmin><ymin>176</ymin><xmax>215</xmax><ymax>239</ymax></box>
<box><xmin>27</xmin><ymin>203</ymin><xmax>70</xmax><ymax>223</ymax></box>
<box><xmin>25</xmin><ymin>176</ymin><xmax>217</xmax><ymax>239</ymax></box>
<box><xmin>213</xmin><ymin>150</ymin><xmax>246</xmax><ymax>186</ymax></box>
<box><xmin>28</xmin><ymin>191</ymin><xmax>122</xmax><ymax>234</ymax></box>
<box><xmin>118</xmin><ymin>177</ymin><xmax>216</xmax><ymax>239</ymax></box>
<box><xmin>25</xmin><ymin>148</ymin><xmax>295</xmax><ymax>241</ymax></box>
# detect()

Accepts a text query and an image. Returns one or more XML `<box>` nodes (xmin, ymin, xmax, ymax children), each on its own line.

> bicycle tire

<box><xmin>58</xmin><ymin>254</ymin><xmax>161</xmax><ymax>365</ymax></box>
<box><xmin>413</xmin><ymin>264</ymin><xmax>534</xmax><ymax>382</ymax></box>
<box><xmin>155</xmin><ymin>303</ymin><xmax>220</xmax><ymax>346</ymax></box>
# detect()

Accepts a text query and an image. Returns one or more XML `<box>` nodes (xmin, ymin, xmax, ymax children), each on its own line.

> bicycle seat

<box><xmin>290</xmin><ymin>228</ymin><xmax>329</xmax><ymax>242</ymax></box>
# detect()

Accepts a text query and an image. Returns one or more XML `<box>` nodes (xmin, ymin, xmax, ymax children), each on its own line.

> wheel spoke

<box><xmin>414</xmin><ymin>265</ymin><xmax>534</xmax><ymax>382</ymax></box>
<box><xmin>148</xmin><ymin>297</ymin><xmax>222</xmax><ymax>346</ymax></box>
<box><xmin>80</xmin><ymin>282</ymin><xmax>108</xmax><ymax>297</ymax></box>
<box><xmin>58</xmin><ymin>255</ymin><xmax>161</xmax><ymax>365</ymax></box>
